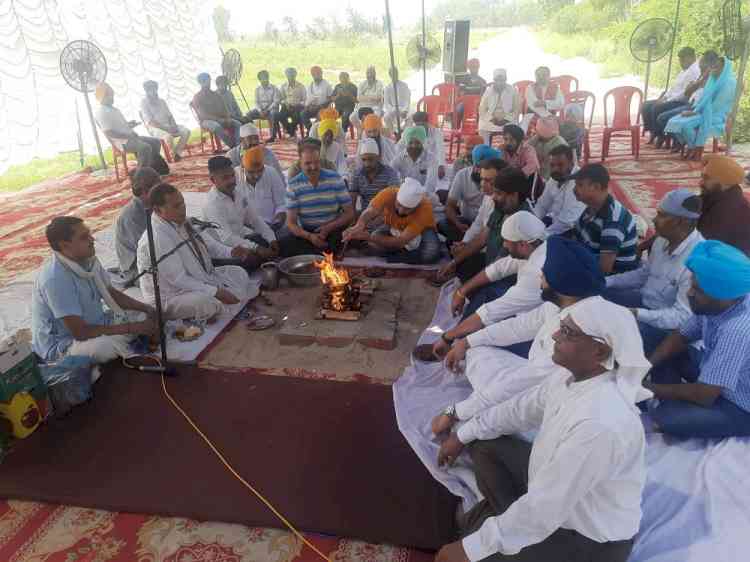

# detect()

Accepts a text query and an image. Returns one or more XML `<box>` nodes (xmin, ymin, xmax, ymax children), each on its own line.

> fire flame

<box><xmin>314</xmin><ymin>252</ymin><xmax>350</xmax><ymax>287</ymax></box>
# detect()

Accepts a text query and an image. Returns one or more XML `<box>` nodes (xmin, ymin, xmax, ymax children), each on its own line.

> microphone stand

<box><xmin>143</xmin><ymin>211</ymin><xmax>178</xmax><ymax>376</ymax></box>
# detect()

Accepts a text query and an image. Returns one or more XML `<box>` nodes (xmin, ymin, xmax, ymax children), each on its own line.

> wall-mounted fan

<box><xmin>629</xmin><ymin>18</ymin><xmax>675</xmax><ymax>101</ymax></box>
<box><xmin>59</xmin><ymin>40</ymin><xmax>108</xmax><ymax>170</ymax></box>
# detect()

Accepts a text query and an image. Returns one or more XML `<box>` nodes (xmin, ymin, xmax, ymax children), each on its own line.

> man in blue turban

<box><xmin>645</xmin><ymin>239</ymin><xmax>750</xmax><ymax>438</ymax></box>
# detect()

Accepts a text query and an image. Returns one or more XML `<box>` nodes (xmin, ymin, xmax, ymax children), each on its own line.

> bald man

<box><xmin>698</xmin><ymin>154</ymin><xmax>750</xmax><ymax>255</ymax></box>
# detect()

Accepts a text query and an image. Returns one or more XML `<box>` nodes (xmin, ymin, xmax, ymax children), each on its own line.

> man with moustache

<box><xmin>531</xmin><ymin>144</ymin><xmax>584</xmax><ymax>236</ymax></box>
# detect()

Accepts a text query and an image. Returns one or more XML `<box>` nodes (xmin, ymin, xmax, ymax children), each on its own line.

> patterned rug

<box><xmin>1</xmin><ymin>131</ymin><xmax>749</xmax><ymax>562</ymax></box>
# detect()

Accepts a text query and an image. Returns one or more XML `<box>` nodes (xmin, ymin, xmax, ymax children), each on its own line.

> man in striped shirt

<box><xmin>279</xmin><ymin>140</ymin><xmax>354</xmax><ymax>257</ymax></box>
<box><xmin>572</xmin><ymin>164</ymin><xmax>639</xmax><ymax>274</ymax></box>
<box><xmin>349</xmin><ymin>138</ymin><xmax>400</xmax><ymax>211</ymax></box>
<box><xmin>645</xmin><ymin>240</ymin><xmax>750</xmax><ymax>438</ymax></box>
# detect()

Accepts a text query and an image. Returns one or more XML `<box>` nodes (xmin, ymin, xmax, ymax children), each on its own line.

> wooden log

<box><xmin>319</xmin><ymin>308</ymin><xmax>362</xmax><ymax>321</ymax></box>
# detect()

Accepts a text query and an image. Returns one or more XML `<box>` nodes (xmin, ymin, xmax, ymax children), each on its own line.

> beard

<box><xmin>550</xmin><ymin>171</ymin><xmax>566</xmax><ymax>182</ymax></box>
<box><xmin>541</xmin><ymin>287</ymin><xmax>560</xmax><ymax>306</ymax></box>
<box><xmin>688</xmin><ymin>295</ymin><xmax>725</xmax><ymax>316</ymax></box>
<box><xmin>470</xmin><ymin>171</ymin><xmax>481</xmax><ymax>184</ymax></box>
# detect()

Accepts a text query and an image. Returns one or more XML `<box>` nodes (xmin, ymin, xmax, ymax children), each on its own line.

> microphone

<box><xmin>189</xmin><ymin>217</ymin><xmax>220</xmax><ymax>230</ymax></box>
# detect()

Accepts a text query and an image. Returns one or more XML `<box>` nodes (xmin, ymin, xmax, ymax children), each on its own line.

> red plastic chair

<box><xmin>602</xmin><ymin>86</ymin><xmax>643</xmax><ymax>160</ymax></box>
<box><xmin>416</xmin><ymin>95</ymin><xmax>446</xmax><ymax>128</ymax></box>
<box><xmin>551</xmin><ymin>75</ymin><xmax>580</xmax><ymax>97</ymax></box>
<box><xmin>432</xmin><ymin>83</ymin><xmax>459</xmax><ymax>124</ymax></box>
<box><xmin>564</xmin><ymin>90</ymin><xmax>596</xmax><ymax>164</ymax></box>
<box><xmin>513</xmin><ymin>80</ymin><xmax>535</xmax><ymax>115</ymax></box>
<box><xmin>447</xmin><ymin>95</ymin><xmax>481</xmax><ymax>161</ymax></box>
<box><xmin>189</xmin><ymin>102</ymin><xmax>223</xmax><ymax>154</ymax></box>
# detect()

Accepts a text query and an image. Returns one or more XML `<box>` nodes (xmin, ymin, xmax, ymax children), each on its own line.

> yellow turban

<box><xmin>703</xmin><ymin>154</ymin><xmax>746</xmax><ymax>188</ymax></box>
<box><xmin>95</xmin><ymin>82</ymin><xmax>113</xmax><ymax>103</ymax></box>
<box><xmin>319</xmin><ymin>107</ymin><xmax>340</xmax><ymax>121</ymax></box>
<box><xmin>242</xmin><ymin>146</ymin><xmax>265</xmax><ymax>169</ymax></box>
<box><xmin>318</xmin><ymin>119</ymin><xmax>340</xmax><ymax>139</ymax></box>
<box><xmin>363</xmin><ymin>114</ymin><xmax>382</xmax><ymax>131</ymax></box>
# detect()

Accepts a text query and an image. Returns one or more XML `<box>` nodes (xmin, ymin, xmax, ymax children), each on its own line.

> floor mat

<box><xmin>0</xmin><ymin>364</ymin><xmax>457</xmax><ymax>551</ymax></box>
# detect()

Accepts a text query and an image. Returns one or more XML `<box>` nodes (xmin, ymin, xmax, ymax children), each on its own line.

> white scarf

<box><xmin>53</xmin><ymin>251</ymin><xmax>123</xmax><ymax>315</ymax></box>
<box><xmin>564</xmin><ymin>296</ymin><xmax>653</xmax><ymax>405</ymax></box>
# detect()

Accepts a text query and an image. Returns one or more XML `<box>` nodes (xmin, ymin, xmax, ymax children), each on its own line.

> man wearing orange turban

<box><xmin>350</xmin><ymin>66</ymin><xmax>384</xmax><ymax>139</ymax></box>
<box><xmin>455</xmin><ymin>58</ymin><xmax>488</xmax><ymax>127</ymax></box>
<box><xmin>698</xmin><ymin>154</ymin><xmax>750</xmax><ymax>255</ymax></box>
<box><xmin>302</xmin><ymin>65</ymin><xmax>333</xmax><ymax>132</ymax></box>
<box><xmin>358</xmin><ymin>113</ymin><xmax>397</xmax><ymax>165</ymax></box>
<box><xmin>94</xmin><ymin>82</ymin><xmax>170</xmax><ymax>175</ymax></box>
<box><xmin>309</xmin><ymin>107</ymin><xmax>346</xmax><ymax>145</ymax></box>
<box><xmin>237</xmin><ymin>146</ymin><xmax>288</xmax><ymax>230</ymax></box>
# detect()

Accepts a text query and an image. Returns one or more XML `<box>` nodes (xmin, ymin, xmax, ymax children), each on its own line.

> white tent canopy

<box><xmin>0</xmin><ymin>0</ymin><xmax>221</xmax><ymax>175</ymax></box>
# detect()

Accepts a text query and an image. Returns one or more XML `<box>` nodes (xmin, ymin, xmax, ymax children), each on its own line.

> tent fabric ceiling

<box><xmin>0</xmin><ymin>0</ymin><xmax>221</xmax><ymax>175</ymax></box>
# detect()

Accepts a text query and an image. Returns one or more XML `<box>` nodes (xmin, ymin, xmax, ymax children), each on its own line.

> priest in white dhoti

<box><xmin>201</xmin><ymin>156</ymin><xmax>279</xmax><ymax>266</ymax></box>
<box><xmin>383</xmin><ymin>67</ymin><xmax>412</xmax><ymax>133</ymax></box>
<box><xmin>236</xmin><ymin>147</ymin><xmax>287</xmax><ymax>230</ymax></box>
<box><xmin>521</xmin><ymin>66</ymin><xmax>565</xmax><ymax>132</ymax></box>
<box><xmin>137</xmin><ymin>183</ymin><xmax>256</xmax><ymax>322</ymax></box>
<box><xmin>436</xmin><ymin>236</ymin><xmax>607</xmax><ymax>412</ymax></box>
<box><xmin>478</xmin><ymin>69</ymin><xmax>521</xmax><ymax>145</ymax></box>
<box><xmin>434</xmin><ymin>296</ymin><xmax>648</xmax><ymax>562</ymax></box>
<box><xmin>114</xmin><ymin>167</ymin><xmax>161</xmax><ymax>281</ymax></box>
<box><xmin>349</xmin><ymin>66</ymin><xmax>384</xmax><ymax>138</ymax></box>
<box><xmin>227</xmin><ymin>123</ymin><xmax>283</xmax><ymax>179</ymax></box>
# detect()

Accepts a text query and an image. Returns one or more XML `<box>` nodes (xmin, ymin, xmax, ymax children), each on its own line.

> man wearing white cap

<box><xmin>349</xmin><ymin>137</ymin><xmax>401</xmax><ymax>211</ymax></box>
<box><xmin>227</xmin><ymin>123</ymin><xmax>283</xmax><ymax>179</ymax></box>
<box><xmin>604</xmin><ymin>188</ymin><xmax>704</xmax><ymax>354</ymax></box>
<box><xmin>478</xmin><ymin>69</ymin><xmax>520</xmax><ymax>145</ymax></box>
<box><xmin>343</xmin><ymin>178</ymin><xmax>440</xmax><ymax>264</ymax></box>
<box><xmin>434</xmin><ymin>297</ymin><xmax>648</xmax><ymax>562</ymax></box>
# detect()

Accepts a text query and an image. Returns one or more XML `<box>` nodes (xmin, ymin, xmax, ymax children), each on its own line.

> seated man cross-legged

<box><xmin>32</xmin><ymin>217</ymin><xmax>157</xmax><ymax>367</ymax></box>
<box><xmin>279</xmin><ymin>140</ymin><xmax>355</xmax><ymax>256</ymax></box>
<box><xmin>645</xmin><ymin>240</ymin><xmax>750</xmax><ymax>439</ymax></box>
<box><xmin>604</xmin><ymin>189</ymin><xmax>703</xmax><ymax>354</ymax></box>
<box><xmin>434</xmin><ymin>297</ymin><xmax>648</xmax><ymax>562</ymax></box>
<box><xmin>137</xmin><ymin>183</ymin><xmax>256</xmax><ymax>322</ymax></box>
<box><xmin>343</xmin><ymin>178</ymin><xmax>440</xmax><ymax>265</ymax></box>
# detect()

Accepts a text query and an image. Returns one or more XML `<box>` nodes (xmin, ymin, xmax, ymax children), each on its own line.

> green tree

<box><xmin>212</xmin><ymin>5</ymin><xmax>232</xmax><ymax>42</ymax></box>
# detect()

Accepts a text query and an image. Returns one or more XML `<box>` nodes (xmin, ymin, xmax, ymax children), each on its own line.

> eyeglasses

<box><xmin>558</xmin><ymin>323</ymin><xmax>607</xmax><ymax>344</ymax></box>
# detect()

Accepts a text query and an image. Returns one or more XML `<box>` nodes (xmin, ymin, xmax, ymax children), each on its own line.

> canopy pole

<box><xmin>662</xmin><ymin>0</ymin><xmax>682</xmax><ymax>94</ymax></box>
<box><xmin>726</xmin><ymin>31</ymin><xmax>750</xmax><ymax>154</ymax></box>
<box><xmin>422</xmin><ymin>0</ymin><xmax>427</xmax><ymax>99</ymax></box>
<box><xmin>385</xmin><ymin>0</ymin><xmax>402</xmax><ymax>138</ymax></box>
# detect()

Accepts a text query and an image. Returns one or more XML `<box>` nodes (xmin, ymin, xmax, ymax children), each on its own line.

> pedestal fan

<box><xmin>629</xmin><ymin>18</ymin><xmax>675</xmax><ymax>101</ymax></box>
<box><xmin>221</xmin><ymin>48</ymin><xmax>250</xmax><ymax>110</ymax></box>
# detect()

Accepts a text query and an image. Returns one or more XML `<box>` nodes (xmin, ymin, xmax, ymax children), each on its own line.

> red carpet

<box><xmin>0</xmin><ymin>364</ymin><xmax>457</xmax><ymax>552</ymax></box>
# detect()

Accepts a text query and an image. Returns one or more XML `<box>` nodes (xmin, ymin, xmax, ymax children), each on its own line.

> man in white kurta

<box><xmin>521</xmin><ymin>66</ymin><xmax>565</xmax><ymax>132</ymax></box>
<box><xmin>235</xmin><ymin>147</ymin><xmax>287</xmax><ymax>230</ymax></box>
<box><xmin>531</xmin><ymin>144</ymin><xmax>584</xmax><ymax>236</ymax></box>
<box><xmin>350</xmin><ymin>66</ymin><xmax>384</xmax><ymax>137</ymax></box>
<box><xmin>359</xmin><ymin>113</ymin><xmax>398</xmax><ymax>165</ymax></box>
<box><xmin>201</xmin><ymin>156</ymin><xmax>279</xmax><ymax>261</ymax></box>
<box><xmin>140</xmin><ymin>80</ymin><xmax>191</xmax><ymax>161</ymax></box>
<box><xmin>137</xmin><ymin>183</ymin><xmax>254</xmax><ymax>321</ymax></box>
<box><xmin>227</xmin><ymin>123</ymin><xmax>283</xmax><ymax>179</ymax></box>
<box><xmin>383</xmin><ymin>68</ymin><xmax>412</xmax><ymax>133</ymax></box>
<box><xmin>434</xmin><ymin>296</ymin><xmax>648</xmax><ymax>562</ymax></box>
<box><xmin>478</xmin><ymin>69</ymin><xmax>520</xmax><ymax>145</ymax></box>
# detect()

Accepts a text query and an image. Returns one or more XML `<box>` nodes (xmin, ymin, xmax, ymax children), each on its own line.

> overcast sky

<box><xmin>221</xmin><ymin>0</ymin><xmax>437</xmax><ymax>34</ymax></box>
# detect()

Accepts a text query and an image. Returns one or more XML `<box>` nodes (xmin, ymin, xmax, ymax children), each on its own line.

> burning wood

<box><xmin>315</xmin><ymin>253</ymin><xmax>361</xmax><ymax>318</ymax></box>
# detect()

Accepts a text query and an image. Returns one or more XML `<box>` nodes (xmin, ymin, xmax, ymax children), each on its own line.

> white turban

<box><xmin>500</xmin><ymin>211</ymin><xmax>546</xmax><ymax>242</ymax></box>
<box><xmin>564</xmin><ymin>296</ymin><xmax>653</xmax><ymax>405</ymax></box>
<box><xmin>493</xmin><ymin>68</ymin><xmax>507</xmax><ymax>81</ymax></box>
<box><xmin>239</xmin><ymin>123</ymin><xmax>259</xmax><ymax>138</ymax></box>
<box><xmin>396</xmin><ymin>178</ymin><xmax>426</xmax><ymax>208</ymax></box>
<box><xmin>358</xmin><ymin>138</ymin><xmax>379</xmax><ymax>157</ymax></box>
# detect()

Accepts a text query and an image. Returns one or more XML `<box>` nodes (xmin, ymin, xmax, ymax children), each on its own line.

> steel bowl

<box><xmin>277</xmin><ymin>254</ymin><xmax>324</xmax><ymax>287</ymax></box>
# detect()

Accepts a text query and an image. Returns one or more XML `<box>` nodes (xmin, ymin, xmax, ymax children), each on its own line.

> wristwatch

<box><xmin>442</xmin><ymin>404</ymin><xmax>457</xmax><ymax>419</ymax></box>
<box><xmin>441</xmin><ymin>332</ymin><xmax>454</xmax><ymax>345</ymax></box>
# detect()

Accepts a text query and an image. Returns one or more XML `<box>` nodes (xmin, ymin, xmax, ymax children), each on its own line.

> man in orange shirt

<box><xmin>343</xmin><ymin>178</ymin><xmax>441</xmax><ymax>264</ymax></box>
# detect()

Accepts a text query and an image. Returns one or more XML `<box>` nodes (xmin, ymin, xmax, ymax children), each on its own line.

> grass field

<box><xmin>0</xmin><ymin>28</ymin><xmax>502</xmax><ymax>194</ymax></box>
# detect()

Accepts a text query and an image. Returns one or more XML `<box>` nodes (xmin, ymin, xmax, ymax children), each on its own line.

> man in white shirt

<box><xmin>643</xmin><ymin>47</ymin><xmax>699</xmax><ymax>144</ymax></box>
<box><xmin>390</xmin><ymin>126</ymin><xmax>440</xmax><ymax>195</ymax></box>
<box><xmin>350</xmin><ymin>66</ymin><xmax>384</xmax><ymax>138</ymax></box>
<box><xmin>409</xmin><ymin>110</ymin><xmax>447</xmax><ymax>168</ymax></box>
<box><xmin>434</xmin><ymin>297</ymin><xmax>648</xmax><ymax>562</ymax></box>
<box><xmin>277</xmin><ymin>67</ymin><xmax>307</xmax><ymax>137</ymax></box>
<box><xmin>605</xmin><ymin>189</ymin><xmax>703</xmax><ymax>354</ymax></box>
<box><xmin>137</xmin><ymin>183</ymin><xmax>256</xmax><ymax>321</ymax></box>
<box><xmin>383</xmin><ymin>67</ymin><xmax>411</xmax><ymax>134</ymax></box>
<box><xmin>201</xmin><ymin>156</ymin><xmax>279</xmax><ymax>269</ymax></box>
<box><xmin>440</xmin><ymin>153</ymin><xmax>485</xmax><ymax>244</ymax></box>
<box><xmin>302</xmin><ymin>65</ymin><xmax>333</xmax><ymax>132</ymax></box>
<box><xmin>237</xmin><ymin>147</ymin><xmax>287</xmax><ymax>230</ymax></box>
<box><xmin>247</xmin><ymin>70</ymin><xmax>281</xmax><ymax>142</ymax></box>
<box><xmin>531</xmin><ymin>144</ymin><xmax>585</xmax><ymax>236</ymax></box>
<box><xmin>433</xmin><ymin>212</ymin><xmax>547</xmax><ymax>362</ymax></box>
<box><xmin>521</xmin><ymin>66</ymin><xmax>564</xmax><ymax>133</ymax></box>
<box><xmin>478</xmin><ymin>69</ymin><xmax>520</xmax><ymax>145</ymax></box>
<box><xmin>94</xmin><ymin>82</ymin><xmax>169</xmax><ymax>175</ymax></box>
<box><xmin>227</xmin><ymin>123</ymin><xmax>283</xmax><ymax>179</ymax></box>
<box><xmin>140</xmin><ymin>80</ymin><xmax>191</xmax><ymax>162</ymax></box>
<box><xmin>359</xmin><ymin>113</ymin><xmax>398</xmax><ymax>165</ymax></box>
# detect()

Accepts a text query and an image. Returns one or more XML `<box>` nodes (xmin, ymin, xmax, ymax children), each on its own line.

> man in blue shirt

<box><xmin>32</xmin><ymin>217</ymin><xmax>157</xmax><ymax>365</ymax></box>
<box><xmin>645</xmin><ymin>240</ymin><xmax>750</xmax><ymax>438</ymax></box>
